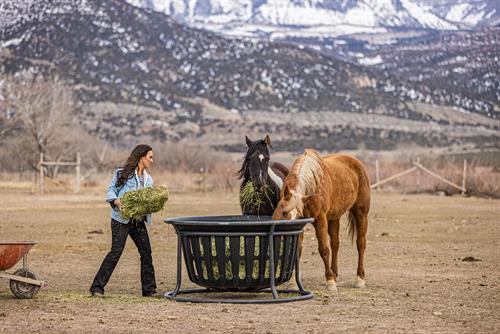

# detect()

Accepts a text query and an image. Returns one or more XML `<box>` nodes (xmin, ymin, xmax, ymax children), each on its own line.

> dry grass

<box><xmin>1</xmin><ymin>150</ymin><xmax>498</xmax><ymax>197</ymax></box>
<box><xmin>0</xmin><ymin>181</ymin><xmax>32</xmax><ymax>189</ymax></box>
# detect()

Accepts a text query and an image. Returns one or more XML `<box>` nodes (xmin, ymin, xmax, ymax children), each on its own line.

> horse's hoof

<box><xmin>326</xmin><ymin>280</ymin><xmax>338</xmax><ymax>291</ymax></box>
<box><xmin>356</xmin><ymin>277</ymin><xmax>366</xmax><ymax>289</ymax></box>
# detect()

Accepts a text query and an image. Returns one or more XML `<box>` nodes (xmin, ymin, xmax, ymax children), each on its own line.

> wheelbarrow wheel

<box><xmin>9</xmin><ymin>268</ymin><xmax>41</xmax><ymax>299</ymax></box>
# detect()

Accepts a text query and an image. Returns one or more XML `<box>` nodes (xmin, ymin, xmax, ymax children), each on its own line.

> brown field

<box><xmin>0</xmin><ymin>188</ymin><xmax>499</xmax><ymax>333</ymax></box>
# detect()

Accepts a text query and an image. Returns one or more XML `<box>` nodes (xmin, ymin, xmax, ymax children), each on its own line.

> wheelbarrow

<box><xmin>0</xmin><ymin>241</ymin><xmax>46</xmax><ymax>298</ymax></box>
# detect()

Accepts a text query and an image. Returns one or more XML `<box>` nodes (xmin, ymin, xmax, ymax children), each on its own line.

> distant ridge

<box><xmin>1</xmin><ymin>0</ymin><xmax>498</xmax><ymax>150</ymax></box>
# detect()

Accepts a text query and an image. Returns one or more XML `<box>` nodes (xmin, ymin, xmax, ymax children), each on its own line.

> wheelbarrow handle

<box><xmin>0</xmin><ymin>272</ymin><xmax>47</xmax><ymax>286</ymax></box>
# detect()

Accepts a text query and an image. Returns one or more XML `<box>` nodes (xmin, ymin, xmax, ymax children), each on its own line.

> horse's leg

<box><xmin>315</xmin><ymin>213</ymin><xmax>336</xmax><ymax>291</ymax></box>
<box><xmin>328</xmin><ymin>218</ymin><xmax>340</xmax><ymax>281</ymax></box>
<box><xmin>352</xmin><ymin>208</ymin><xmax>369</xmax><ymax>288</ymax></box>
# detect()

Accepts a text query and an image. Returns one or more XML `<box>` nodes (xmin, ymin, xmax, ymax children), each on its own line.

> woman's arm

<box><xmin>106</xmin><ymin>170</ymin><xmax>121</xmax><ymax>208</ymax></box>
<box><xmin>145</xmin><ymin>172</ymin><xmax>153</xmax><ymax>187</ymax></box>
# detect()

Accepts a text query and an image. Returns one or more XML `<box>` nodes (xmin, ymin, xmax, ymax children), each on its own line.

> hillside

<box><xmin>0</xmin><ymin>0</ymin><xmax>498</xmax><ymax>151</ymax></box>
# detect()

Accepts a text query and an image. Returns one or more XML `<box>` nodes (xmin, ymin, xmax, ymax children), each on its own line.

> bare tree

<box><xmin>0</xmin><ymin>80</ymin><xmax>21</xmax><ymax>140</ymax></box>
<box><xmin>1</xmin><ymin>74</ymin><xmax>77</xmax><ymax>176</ymax></box>
<box><xmin>3</xmin><ymin>74</ymin><xmax>73</xmax><ymax>155</ymax></box>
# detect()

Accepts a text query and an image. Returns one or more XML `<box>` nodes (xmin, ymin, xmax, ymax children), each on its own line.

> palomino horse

<box><xmin>272</xmin><ymin>149</ymin><xmax>371</xmax><ymax>290</ymax></box>
<box><xmin>238</xmin><ymin>135</ymin><xmax>289</xmax><ymax>215</ymax></box>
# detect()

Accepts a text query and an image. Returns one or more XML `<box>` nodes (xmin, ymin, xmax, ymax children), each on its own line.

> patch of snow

<box><xmin>256</xmin><ymin>2</ymin><xmax>344</xmax><ymax>26</ymax></box>
<box><xmin>136</xmin><ymin>61</ymin><xmax>149</xmax><ymax>73</ymax></box>
<box><xmin>93</xmin><ymin>19</ymin><xmax>111</xmax><ymax>29</ymax></box>
<box><xmin>181</xmin><ymin>63</ymin><xmax>192</xmax><ymax>74</ymax></box>
<box><xmin>98</xmin><ymin>39</ymin><xmax>112</xmax><ymax>47</ymax></box>
<box><xmin>358</xmin><ymin>55</ymin><xmax>383</xmax><ymax>66</ymax></box>
<box><xmin>383</xmin><ymin>82</ymin><xmax>395</xmax><ymax>93</ymax></box>
<box><xmin>260</xmin><ymin>69</ymin><xmax>273</xmax><ymax>86</ymax></box>
<box><xmin>453</xmin><ymin>106</ymin><xmax>470</xmax><ymax>114</ymax></box>
<box><xmin>400</xmin><ymin>0</ymin><xmax>457</xmax><ymax>30</ymax></box>
<box><xmin>269</xmin><ymin>24</ymin><xmax>386</xmax><ymax>40</ymax></box>
<box><xmin>462</xmin><ymin>10</ymin><xmax>488</xmax><ymax>27</ymax></box>
<box><xmin>1</xmin><ymin>36</ymin><xmax>24</xmax><ymax>47</ymax></box>
<box><xmin>452</xmin><ymin>67</ymin><xmax>467</xmax><ymax>74</ymax></box>
<box><xmin>345</xmin><ymin>7</ymin><xmax>376</xmax><ymax>27</ymax></box>
<box><xmin>446</xmin><ymin>3</ymin><xmax>469</xmax><ymax>22</ymax></box>
<box><xmin>349</xmin><ymin>52</ymin><xmax>365</xmax><ymax>58</ymax></box>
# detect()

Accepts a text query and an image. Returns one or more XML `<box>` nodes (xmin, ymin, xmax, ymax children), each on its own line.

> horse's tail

<box><xmin>347</xmin><ymin>211</ymin><xmax>357</xmax><ymax>244</ymax></box>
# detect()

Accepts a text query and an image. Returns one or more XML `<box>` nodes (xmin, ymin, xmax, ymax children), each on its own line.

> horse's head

<box><xmin>238</xmin><ymin>134</ymin><xmax>272</xmax><ymax>191</ymax></box>
<box><xmin>273</xmin><ymin>150</ymin><xmax>322</xmax><ymax>220</ymax></box>
<box><xmin>272</xmin><ymin>176</ymin><xmax>304</xmax><ymax>220</ymax></box>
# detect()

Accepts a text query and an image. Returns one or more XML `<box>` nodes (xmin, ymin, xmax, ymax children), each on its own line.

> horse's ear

<box><xmin>245</xmin><ymin>136</ymin><xmax>253</xmax><ymax>148</ymax></box>
<box><xmin>284</xmin><ymin>185</ymin><xmax>292</xmax><ymax>200</ymax></box>
<box><xmin>263</xmin><ymin>134</ymin><xmax>272</xmax><ymax>148</ymax></box>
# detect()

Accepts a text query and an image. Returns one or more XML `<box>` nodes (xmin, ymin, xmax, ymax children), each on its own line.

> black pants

<box><xmin>90</xmin><ymin>219</ymin><xmax>156</xmax><ymax>296</ymax></box>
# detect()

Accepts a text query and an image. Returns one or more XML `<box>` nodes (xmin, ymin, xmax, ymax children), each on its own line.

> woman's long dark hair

<box><xmin>116</xmin><ymin>144</ymin><xmax>153</xmax><ymax>188</ymax></box>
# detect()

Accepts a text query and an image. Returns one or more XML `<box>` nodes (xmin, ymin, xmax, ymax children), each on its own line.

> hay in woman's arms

<box><xmin>121</xmin><ymin>185</ymin><xmax>169</xmax><ymax>220</ymax></box>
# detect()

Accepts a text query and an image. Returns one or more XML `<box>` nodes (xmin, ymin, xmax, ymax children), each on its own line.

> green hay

<box><xmin>240</xmin><ymin>181</ymin><xmax>274</xmax><ymax>214</ymax></box>
<box><xmin>198</xmin><ymin>237</ymin><xmax>283</xmax><ymax>280</ymax></box>
<box><xmin>37</xmin><ymin>291</ymin><xmax>164</xmax><ymax>304</ymax></box>
<box><xmin>121</xmin><ymin>185</ymin><xmax>169</xmax><ymax>220</ymax></box>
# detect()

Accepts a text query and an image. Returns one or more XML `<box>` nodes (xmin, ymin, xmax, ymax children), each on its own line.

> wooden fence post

<box><xmin>39</xmin><ymin>153</ymin><xmax>44</xmax><ymax>194</ymax></box>
<box><xmin>416</xmin><ymin>157</ymin><xmax>421</xmax><ymax>188</ymax></box>
<box><xmin>75</xmin><ymin>152</ymin><xmax>81</xmax><ymax>193</ymax></box>
<box><xmin>462</xmin><ymin>159</ymin><xmax>467</xmax><ymax>195</ymax></box>
<box><xmin>32</xmin><ymin>153</ymin><xmax>37</xmax><ymax>194</ymax></box>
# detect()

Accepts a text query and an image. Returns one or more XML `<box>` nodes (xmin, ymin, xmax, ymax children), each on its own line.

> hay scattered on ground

<box><xmin>35</xmin><ymin>291</ymin><xmax>164</xmax><ymax>303</ymax></box>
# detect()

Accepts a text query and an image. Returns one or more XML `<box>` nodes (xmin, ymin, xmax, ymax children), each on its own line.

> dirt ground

<box><xmin>0</xmin><ymin>188</ymin><xmax>499</xmax><ymax>333</ymax></box>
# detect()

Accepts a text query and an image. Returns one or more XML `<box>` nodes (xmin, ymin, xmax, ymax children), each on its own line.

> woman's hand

<box><xmin>113</xmin><ymin>199</ymin><xmax>123</xmax><ymax>210</ymax></box>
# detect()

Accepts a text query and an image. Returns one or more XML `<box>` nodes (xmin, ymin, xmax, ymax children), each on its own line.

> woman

<box><xmin>90</xmin><ymin>144</ymin><xmax>157</xmax><ymax>297</ymax></box>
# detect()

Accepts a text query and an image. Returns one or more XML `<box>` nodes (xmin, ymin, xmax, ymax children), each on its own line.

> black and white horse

<box><xmin>238</xmin><ymin>135</ymin><xmax>288</xmax><ymax>215</ymax></box>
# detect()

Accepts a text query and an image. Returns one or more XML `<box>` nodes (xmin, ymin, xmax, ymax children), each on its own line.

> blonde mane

<box><xmin>283</xmin><ymin>149</ymin><xmax>323</xmax><ymax>215</ymax></box>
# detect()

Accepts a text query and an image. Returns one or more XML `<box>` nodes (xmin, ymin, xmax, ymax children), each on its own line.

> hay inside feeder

<box><xmin>198</xmin><ymin>237</ymin><xmax>284</xmax><ymax>280</ymax></box>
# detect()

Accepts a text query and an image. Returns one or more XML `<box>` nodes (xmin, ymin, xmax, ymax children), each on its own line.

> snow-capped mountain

<box><xmin>125</xmin><ymin>0</ymin><xmax>499</xmax><ymax>39</ymax></box>
<box><xmin>1</xmin><ymin>0</ymin><xmax>498</xmax><ymax>150</ymax></box>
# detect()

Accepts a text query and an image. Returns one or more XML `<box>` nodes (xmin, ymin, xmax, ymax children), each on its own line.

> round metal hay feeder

<box><xmin>164</xmin><ymin>215</ymin><xmax>314</xmax><ymax>304</ymax></box>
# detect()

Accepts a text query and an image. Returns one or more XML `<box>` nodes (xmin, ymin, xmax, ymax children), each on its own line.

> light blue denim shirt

<box><xmin>106</xmin><ymin>168</ymin><xmax>154</xmax><ymax>225</ymax></box>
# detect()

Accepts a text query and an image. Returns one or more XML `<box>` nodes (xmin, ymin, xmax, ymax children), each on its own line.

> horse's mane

<box><xmin>284</xmin><ymin>149</ymin><xmax>323</xmax><ymax>214</ymax></box>
<box><xmin>237</xmin><ymin>140</ymin><xmax>267</xmax><ymax>180</ymax></box>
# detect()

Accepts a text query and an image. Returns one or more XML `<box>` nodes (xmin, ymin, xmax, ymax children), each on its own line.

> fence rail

<box><xmin>36</xmin><ymin>152</ymin><xmax>81</xmax><ymax>194</ymax></box>
<box><xmin>371</xmin><ymin>159</ymin><xmax>467</xmax><ymax>194</ymax></box>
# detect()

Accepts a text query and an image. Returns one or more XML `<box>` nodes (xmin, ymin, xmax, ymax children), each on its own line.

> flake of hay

<box><xmin>121</xmin><ymin>185</ymin><xmax>169</xmax><ymax>220</ymax></box>
<box><xmin>240</xmin><ymin>181</ymin><xmax>273</xmax><ymax>214</ymax></box>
